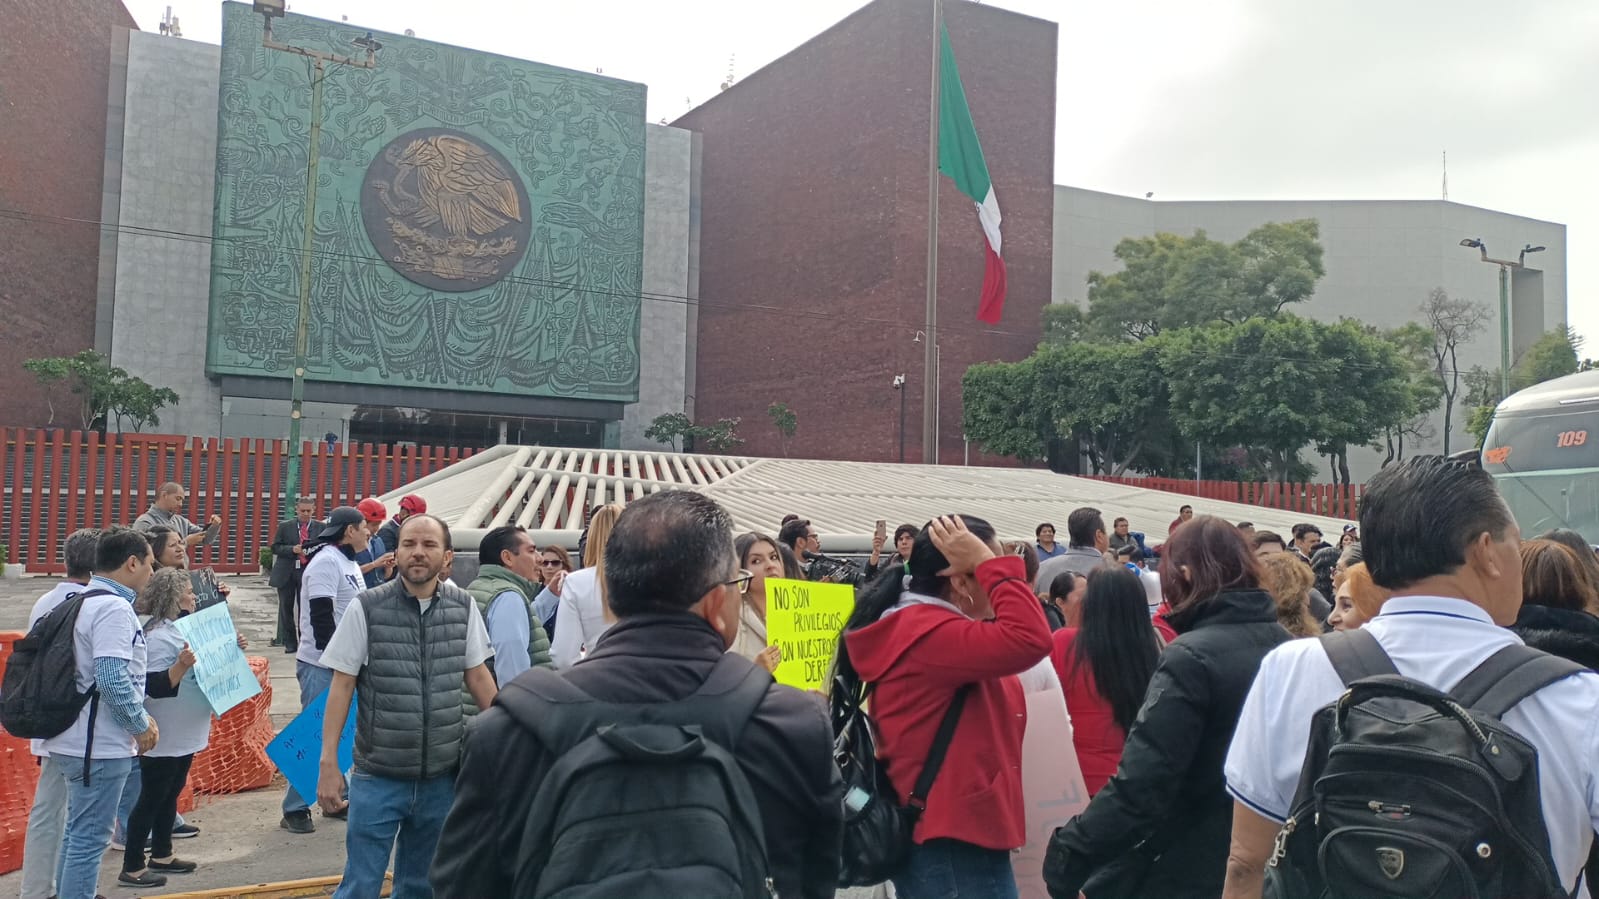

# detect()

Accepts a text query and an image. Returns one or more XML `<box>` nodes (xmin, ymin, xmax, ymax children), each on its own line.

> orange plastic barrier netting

<box><xmin>187</xmin><ymin>655</ymin><xmax>276</xmax><ymax>797</ymax></box>
<box><xmin>0</xmin><ymin>643</ymin><xmax>274</xmax><ymax>873</ymax></box>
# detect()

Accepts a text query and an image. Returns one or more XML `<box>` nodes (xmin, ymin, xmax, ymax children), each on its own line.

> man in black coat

<box><xmin>268</xmin><ymin>497</ymin><xmax>318</xmax><ymax>651</ymax></box>
<box><xmin>431</xmin><ymin>491</ymin><xmax>843</xmax><ymax>899</ymax></box>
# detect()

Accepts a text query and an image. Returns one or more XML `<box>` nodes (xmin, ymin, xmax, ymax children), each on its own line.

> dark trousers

<box><xmin>123</xmin><ymin>754</ymin><xmax>193</xmax><ymax>873</ymax></box>
<box><xmin>276</xmin><ymin>579</ymin><xmax>300</xmax><ymax>651</ymax></box>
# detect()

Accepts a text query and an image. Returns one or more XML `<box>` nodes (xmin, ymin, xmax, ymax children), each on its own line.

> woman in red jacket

<box><xmin>1049</xmin><ymin>567</ymin><xmax>1161</xmax><ymax>796</ymax></box>
<box><xmin>838</xmin><ymin>515</ymin><xmax>1053</xmax><ymax>898</ymax></box>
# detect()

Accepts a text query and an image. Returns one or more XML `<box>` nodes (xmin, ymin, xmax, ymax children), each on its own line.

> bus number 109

<box><xmin>1556</xmin><ymin>430</ymin><xmax>1588</xmax><ymax>448</ymax></box>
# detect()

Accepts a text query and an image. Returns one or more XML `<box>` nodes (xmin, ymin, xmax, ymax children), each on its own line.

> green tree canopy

<box><xmin>23</xmin><ymin>350</ymin><xmax>179</xmax><ymax>433</ymax></box>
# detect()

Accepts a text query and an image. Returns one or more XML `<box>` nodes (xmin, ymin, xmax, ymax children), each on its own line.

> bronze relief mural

<box><xmin>206</xmin><ymin>3</ymin><xmax>646</xmax><ymax>402</ymax></box>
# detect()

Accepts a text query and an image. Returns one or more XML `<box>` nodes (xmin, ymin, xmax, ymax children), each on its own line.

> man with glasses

<box><xmin>431</xmin><ymin>491</ymin><xmax>842</xmax><ymax>898</ymax></box>
<box><xmin>134</xmin><ymin>482</ymin><xmax>222</xmax><ymax>549</ymax></box>
<box><xmin>466</xmin><ymin>526</ymin><xmax>554</xmax><ymax>689</ymax></box>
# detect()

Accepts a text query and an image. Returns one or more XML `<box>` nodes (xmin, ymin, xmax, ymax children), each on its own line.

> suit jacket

<box><xmin>269</xmin><ymin>518</ymin><xmax>320</xmax><ymax>588</ymax></box>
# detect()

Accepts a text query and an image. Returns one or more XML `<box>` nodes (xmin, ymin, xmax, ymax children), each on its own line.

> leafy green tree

<box><xmin>1373</xmin><ymin>323</ymin><xmax>1445</xmax><ymax>468</ymax></box>
<box><xmin>1040</xmin><ymin>303</ymin><xmax>1086</xmax><ymax>347</ymax></box>
<box><xmin>644</xmin><ymin>412</ymin><xmax>695</xmax><ymax>451</ymax></box>
<box><xmin>1418</xmin><ymin>287</ymin><xmax>1490</xmax><ymax>455</ymax></box>
<box><xmin>1511</xmin><ymin>327</ymin><xmax>1581</xmax><ymax>390</ymax></box>
<box><xmin>23</xmin><ymin>350</ymin><xmax>179</xmax><ymax>433</ymax></box>
<box><xmin>766</xmin><ymin>403</ymin><xmax>797</xmax><ymax>456</ymax></box>
<box><xmin>694</xmin><ymin>418</ymin><xmax>744</xmax><ymax>453</ymax></box>
<box><xmin>1033</xmin><ymin>340</ymin><xmax>1176</xmax><ymax>475</ymax></box>
<box><xmin>961</xmin><ymin>358</ymin><xmax>1051</xmax><ymax>462</ymax></box>
<box><xmin>1081</xmin><ymin>219</ymin><xmax>1325</xmax><ymax>341</ymax></box>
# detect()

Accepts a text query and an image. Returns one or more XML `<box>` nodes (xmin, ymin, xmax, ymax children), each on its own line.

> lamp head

<box><xmin>1459</xmin><ymin>238</ymin><xmax>1484</xmax><ymax>249</ymax></box>
<box><xmin>253</xmin><ymin>0</ymin><xmax>286</xmax><ymax>18</ymax></box>
<box><xmin>1522</xmin><ymin>244</ymin><xmax>1546</xmax><ymax>254</ymax></box>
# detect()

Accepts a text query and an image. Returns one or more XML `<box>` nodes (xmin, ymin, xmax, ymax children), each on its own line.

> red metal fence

<box><xmin>0</xmin><ymin>428</ymin><xmax>475</xmax><ymax>576</ymax></box>
<box><xmin>1087</xmin><ymin>475</ymin><xmax>1364</xmax><ymax>520</ymax></box>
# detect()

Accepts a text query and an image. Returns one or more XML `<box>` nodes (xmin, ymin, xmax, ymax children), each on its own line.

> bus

<box><xmin>1480</xmin><ymin>368</ymin><xmax>1599</xmax><ymax>544</ymax></box>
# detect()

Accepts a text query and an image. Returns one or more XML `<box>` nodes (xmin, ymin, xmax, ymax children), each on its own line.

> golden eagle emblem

<box><xmin>362</xmin><ymin>129</ymin><xmax>531</xmax><ymax>291</ymax></box>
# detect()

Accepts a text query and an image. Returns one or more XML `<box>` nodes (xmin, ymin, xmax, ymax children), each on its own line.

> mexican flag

<box><xmin>938</xmin><ymin>25</ymin><xmax>1006</xmax><ymax>324</ymax></box>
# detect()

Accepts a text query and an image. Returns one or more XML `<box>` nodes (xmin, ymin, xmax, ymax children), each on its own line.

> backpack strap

<box><xmin>1447</xmin><ymin>643</ymin><xmax>1586</xmax><ymax>719</ymax></box>
<box><xmin>1318</xmin><ymin>629</ymin><xmax>1399</xmax><ymax>685</ymax></box>
<box><xmin>679</xmin><ymin>653</ymin><xmax>773</xmax><ymax>750</ymax></box>
<box><xmin>906</xmin><ymin>683</ymin><xmax>972</xmax><ymax>814</ymax></box>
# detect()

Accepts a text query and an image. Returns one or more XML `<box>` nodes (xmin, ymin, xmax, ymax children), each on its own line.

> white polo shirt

<box><xmin>1225</xmin><ymin>595</ymin><xmax>1599</xmax><ymax>895</ymax></box>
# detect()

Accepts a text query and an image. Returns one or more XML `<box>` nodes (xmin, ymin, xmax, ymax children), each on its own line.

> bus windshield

<box><xmin>1481</xmin><ymin>403</ymin><xmax>1599</xmax><ymax>543</ymax></box>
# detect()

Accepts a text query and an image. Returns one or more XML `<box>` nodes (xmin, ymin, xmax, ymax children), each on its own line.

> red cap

<box><xmin>399</xmin><ymin>494</ymin><xmax>427</xmax><ymax>514</ymax></box>
<box><xmin>356</xmin><ymin>498</ymin><xmax>387</xmax><ymax>523</ymax></box>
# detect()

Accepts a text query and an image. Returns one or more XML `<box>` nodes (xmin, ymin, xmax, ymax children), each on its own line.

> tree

<box><xmin>1462</xmin><ymin>328</ymin><xmax>1584</xmax><ymax>447</ymax></box>
<box><xmin>1040</xmin><ymin>303</ymin><xmax>1086</xmax><ymax>347</ymax></box>
<box><xmin>766</xmin><ymin>403</ymin><xmax>797</xmax><ymax>456</ymax></box>
<box><xmin>1374</xmin><ymin>323</ymin><xmax>1445</xmax><ymax>468</ymax></box>
<box><xmin>1418</xmin><ymin>287</ymin><xmax>1490</xmax><ymax>455</ymax></box>
<box><xmin>695</xmin><ymin>418</ymin><xmax>744</xmax><ymax>453</ymax></box>
<box><xmin>961</xmin><ymin>358</ymin><xmax>1052</xmax><ymax>462</ymax></box>
<box><xmin>1082</xmin><ymin>219</ymin><xmax>1325</xmax><ymax>341</ymax></box>
<box><xmin>644</xmin><ymin>412</ymin><xmax>695</xmax><ymax>451</ymax></box>
<box><xmin>1033</xmin><ymin>340</ymin><xmax>1177</xmax><ymax>475</ymax></box>
<box><xmin>23</xmin><ymin>350</ymin><xmax>179</xmax><ymax>433</ymax></box>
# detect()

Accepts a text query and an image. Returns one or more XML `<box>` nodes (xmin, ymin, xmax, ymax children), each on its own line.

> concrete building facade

<box><xmin>1052</xmin><ymin>185</ymin><xmax>1568</xmax><ymax>479</ymax></box>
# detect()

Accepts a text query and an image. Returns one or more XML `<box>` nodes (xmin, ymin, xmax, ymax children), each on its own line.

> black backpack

<box><xmin>829</xmin><ymin>673</ymin><xmax>970</xmax><ymax>887</ymax></box>
<box><xmin>508</xmin><ymin>653</ymin><xmax>777</xmax><ymax>899</ymax></box>
<box><xmin>0</xmin><ymin>589</ymin><xmax>112</xmax><ymax>740</ymax></box>
<box><xmin>1265</xmin><ymin>629</ymin><xmax>1583</xmax><ymax>899</ymax></box>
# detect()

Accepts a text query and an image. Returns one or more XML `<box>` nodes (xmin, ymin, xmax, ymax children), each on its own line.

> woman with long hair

<box><xmin>835</xmin><ymin>516</ymin><xmax>1052</xmax><ymax>898</ymax></box>
<box><xmin>1258</xmin><ymin>552</ymin><xmax>1322</xmax><ymax>638</ymax></box>
<box><xmin>730</xmin><ymin>532</ymin><xmax>785</xmax><ymax>673</ymax></box>
<box><xmin>1511</xmin><ymin>540</ymin><xmax>1599</xmax><ymax>669</ymax></box>
<box><xmin>1049</xmin><ymin>568</ymin><xmax>1160</xmax><ymax>796</ymax></box>
<box><xmin>550</xmin><ymin>504</ymin><xmax>623</xmax><ymax>669</ymax></box>
<box><xmin>1044</xmin><ymin>515</ymin><xmax>1291</xmax><ymax>899</ymax></box>
<box><xmin>120</xmin><ymin>569</ymin><xmax>224</xmax><ymax>886</ymax></box>
<box><xmin>145</xmin><ymin>526</ymin><xmax>187</xmax><ymax>570</ymax></box>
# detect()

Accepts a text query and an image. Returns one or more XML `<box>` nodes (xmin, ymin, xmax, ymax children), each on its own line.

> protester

<box><xmin>1003</xmin><ymin>540</ymin><xmax>1042</xmax><ymax>592</ymax></box>
<box><xmin>1332</xmin><ymin>540</ymin><xmax>1363</xmax><ymax>588</ymax></box>
<box><xmin>317</xmin><ymin>513</ymin><xmax>497</xmax><ymax>899</ymax></box>
<box><xmin>269</xmin><ymin>497</ymin><xmax>318</xmax><ymax>651</ymax></box>
<box><xmin>550</xmin><ymin>504</ymin><xmax>623</xmax><ymax>669</ymax></box>
<box><xmin>374</xmin><ymin>494</ymin><xmax>426</xmax><ymax>576</ymax></box>
<box><xmin>432</xmin><ymin>491</ymin><xmax>843</xmax><ymax>898</ymax></box>
<box><xmin>145</xmin><ymin>526</ymin><xmax>188</xmax><ymax>570</ymax></box>
<box><xmin>134</xmin><ymin>482</ymin><xmax>220</xmax><ymax>549</ymax></box>
<box><xmin>837</xmin><ymin>515</ymin><xmax>1052</xmax><ymax>897</ymax></box>
<box><xmin>1107</xmin><ymin>517</ymin><xmax>1138</xmax><ymax>555</ymax></box>
<box><xmin>1044</xmin><ymin>515</ymin><xmax>1289</xmax><ymax>899</ymax></box>
<box><xmin>1539</xmin><ymin>527</ymin><xmax>1599</xmax><ymax>616</ymax></box>
<box><xmin>778</xmin><ymin>517</ymin><xmax>820</xmax><ymax>574</ymax></box>
<box><xmin>19</xmin><ymin>529</ymin><xmax>101</xmax><ymax>899</ymax></box>
<box><xmin>885</xmin><ymin>523</ymin><xmax>918</xmax><ymax>570</ymax></box>
<box><xmin>1511</xmin><ymin>540</ymin><xmax>1599</xmax><ymax>669</ymax></box>
<box><xmin>47</xmin><ymin>527</ymin><xmax>159</xmax><ymax>899</ymax></box>
<box><xmin>1034</xmin><ymin>506</ymin><xmax>1112</xmax><ymax>593</ymax></box>
<box><xmin>466</xmin><ymin>525</ymin><xmax>553</xmax><ymax>690</ymax></box>
<box><xmin>281</xmin><ymin>506</ymin><xmax>369</xmax><ymax>834</ymax></box>
<box><xmin>1326</xmin><ymin>561</ymin><xmax>1385</xmax><ymax>631</ymax></box>
<box><xmin>1169</xmin><ymin>504</ymin><xmax>1194</xmax><ymax>536</ymax></box>
<box><xmin>1307</xmin><ymin>544</ymin><xmax>1340</xmax><ymax>602</ymax></box>
<box><xmin>1250</xmin><ymin>530</ymin><xmax>1287</xmax><ymax>556</ymax></box>
<box><xmin>1221</xmin><ymin>455</ymin><xmax>1599</xmax><ymax>899</ymax></box>
<box><xmin>1257</xmin><ymin>552</ymin><xmax>1322</xmax><ymax>638</ymax></box>
<box><xmin>1235</xmin><ymin>522</ymin><xmax>1255</xmax><ymax>541</ymax></box>
<box><xmin>1036</xmin><ymin>522</ymin><xmax>1066</xmax><ymax>559</ymax></box>
<box><xmin>1289</xmin><ymin>523</ymin><xmax>1323</xmax><ymax>563</ymax></box>
<box><xmin>1045</xmin><ymin>570</ymin><xmax>1085</xmax><ymax>630</ymax></box>
<box><xmin>353</xmin><ymin>498</ymin><xmax>395</xmax><ymax>589</ymax></box>
<box><xmin>731</xmin><ymin>531</ymin><xmax>785</xmax><ymax>672</ymax></box>
<box><xmin>1049</xmin><ymin>568</ymin><xmax>1161</xmax><ymax>796</ymax></box>
<box><xmin>121</xmin><ymin>568</ymin><xmax>217</xmax><ymax>886</ymax></box>
<box><xmin>532</xmin><ymin>545</ymin><xmax>570</xmax><ymax>635</ymax></box>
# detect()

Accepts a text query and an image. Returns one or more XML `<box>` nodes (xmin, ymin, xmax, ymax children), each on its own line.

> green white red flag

<box><xmin>938</xmin><ymin>25</ymin><xmax>1006</xmax><ymax>324</ymax></box>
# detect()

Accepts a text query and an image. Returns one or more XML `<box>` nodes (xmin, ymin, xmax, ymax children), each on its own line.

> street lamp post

<box><xmin>892</xmin><ymin>374</ymin><xmax>907</xmax><ymax>463</ymax></box>
<box><xmin>1458</xmin><ymin>238</ymin><xmax>1545</xmax><ymax>399</ymax></box>
<box><xmin>253</xmin><ymin>0</ymin><xmax>379</xmax><ymax>508</ymax></box>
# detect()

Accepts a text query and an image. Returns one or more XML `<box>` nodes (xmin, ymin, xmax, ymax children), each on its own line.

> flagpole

<box><xmin>921</xmin><ymin>0</ymin><xmax>943</xmax><ymax>465</ymax></box>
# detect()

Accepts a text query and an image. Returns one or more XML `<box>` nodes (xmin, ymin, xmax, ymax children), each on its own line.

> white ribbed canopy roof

<box><xmin>378</xmin><ymin>446</ymin><xmax>1354</xmax><ymax>552</ymax></box>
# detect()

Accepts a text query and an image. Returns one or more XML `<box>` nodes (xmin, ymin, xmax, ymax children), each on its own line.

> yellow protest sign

<box><xmin>764</xmin><ymin>578</ymin><xmax>855</xmax><ymax>691</ymax></box>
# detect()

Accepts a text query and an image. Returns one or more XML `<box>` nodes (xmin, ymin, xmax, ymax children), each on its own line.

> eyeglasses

<box><xmin>540</xmin><ymin>559</ymin><xmax>564</xmax><ymax>568</ymax></box>
<box><xmin>724</xmin><ymin>569</ymin><xmax>754</xmax><ymax>592</ymax></box>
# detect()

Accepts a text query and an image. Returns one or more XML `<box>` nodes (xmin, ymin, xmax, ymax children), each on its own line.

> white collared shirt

<box><xmin>1224</xmin><ymin>596</ymin><xmax>1599</xmax><ymax>895</ymax></box>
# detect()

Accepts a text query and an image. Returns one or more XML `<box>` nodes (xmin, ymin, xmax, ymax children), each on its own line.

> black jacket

<box><xmin>1044</xmin><ymin>588</ymin><xmax>1291</xmax><ymax>899</ymax></box>
<box><xmin>1514</xmin><ymin>604</ymin><xmax>1599</xmax><ymax>671</ymax></box>
<box><xmin>430</xmin><ymin>613</ymin><xmax>844</xmax><ymax>899</ymax></box>
<box><xmin>268</xmin><ymin>518</ymin><xmax>319</xmax><ymax>588</ymax></box>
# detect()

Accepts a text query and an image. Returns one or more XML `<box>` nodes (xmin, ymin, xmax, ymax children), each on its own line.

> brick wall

<box><xmin>674</xmin><ymin>0</ymin><xmax>1056</xmax><ymax>463</ymax></box>
<box><xmin>0</xmin><ymin>0</ymin><xmax>138</xmax><ymax>427</ymax></box>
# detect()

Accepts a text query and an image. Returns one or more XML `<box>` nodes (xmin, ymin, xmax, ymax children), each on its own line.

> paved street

<box><xmin>0</xmin><ymin>573</ymin><xmax>350</xmax><ymax>896</ymax></box>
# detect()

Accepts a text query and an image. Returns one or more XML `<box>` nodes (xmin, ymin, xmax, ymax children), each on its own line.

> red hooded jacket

<box><xmin>842</xmin><ymin>555</ymin><xmax>1052</xmax><ymax>851</ymax></box>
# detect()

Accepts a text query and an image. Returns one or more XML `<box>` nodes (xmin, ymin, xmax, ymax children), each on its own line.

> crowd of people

<box><xmin>12</xmin><ymin>456</ymin><xmax>1599</xmax><ymax>899</ymax></box>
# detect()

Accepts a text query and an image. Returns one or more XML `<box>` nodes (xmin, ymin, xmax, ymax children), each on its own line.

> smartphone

<box><xmin>874</xmin><ymin>519</ymin><xmax>887</xmax><ymax>542</ymax></box>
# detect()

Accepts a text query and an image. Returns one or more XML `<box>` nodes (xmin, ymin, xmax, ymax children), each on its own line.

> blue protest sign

<box><xmin>170</xmin><ymin>602</ymin><xmax>261</xmax><ymax>715</ymax></box>
<box><xmin>266</xmin><ymin>691</ymin><xmax>357</xmax><ymax>806</ymax></box>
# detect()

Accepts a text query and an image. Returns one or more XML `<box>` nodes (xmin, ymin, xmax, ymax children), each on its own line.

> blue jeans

<box><xmin>893</xmin><ymin>838</ymin><xmax>1019</xmax><ymax>899</ymax></box>
<box><xmin>333</xmin><ymin>771</ymin><xmax>454</xmax><ymax>899</ymax></box>
<box><xmin>284</xmin><ymin>660</ymin><xmax>335</xmax><ymax>814</ymax></box>
<box><xmin>20</xmin><ymin>755</ymin><xmax>69</xmax><ymax>899</ymax></box>
<box><xmin>56</xmin><ymin>754</ymin><xmax>134</xmax><ymax>899</ymax></box>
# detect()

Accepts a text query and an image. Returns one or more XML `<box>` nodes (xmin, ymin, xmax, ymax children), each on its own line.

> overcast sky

<box><xmin>125</xmin><ymin>0</ymin><xmax>1598</xmax><ymax>350</ymax></box>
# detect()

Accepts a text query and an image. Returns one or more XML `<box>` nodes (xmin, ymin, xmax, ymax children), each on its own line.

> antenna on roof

<box><xmin>159</xmin><ymin>5</ymin><xmax>182</xmax><ymax>36</ymax></box>
<box><xmin>1441</xmin><ymin>150</ymin><xmax>1449</xmax><ymax>200</ymax></box>
<box><xmin>720</xmin><ymin>54</ymin><xmax>736</xmax><ymax>92</ymax></box>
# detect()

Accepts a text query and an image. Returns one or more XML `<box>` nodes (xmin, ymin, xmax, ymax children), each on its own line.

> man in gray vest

<box><xmin>316</xmin><ymin>514</ymin><xmax>497</xmax><ymax>899</ymax></box>
<box><xmin>465</xmin><ymin>525</ymin><xmax>553</xmax><ymax>691</ymax></box>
